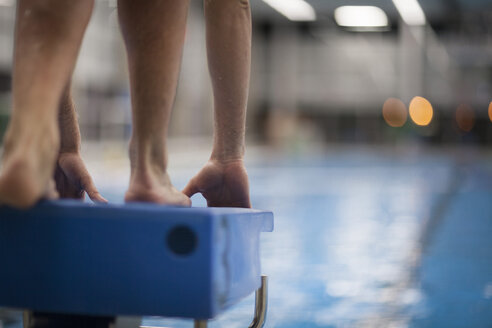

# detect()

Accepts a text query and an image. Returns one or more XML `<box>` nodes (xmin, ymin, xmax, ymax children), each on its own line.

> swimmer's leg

<box><xmin>181</xmin><ymin>0</ymin><xmax>252</xmax><ymax>208</ymax></box>
<box><xmin>204</xmin><ymin>0</ymin><xmax>251</xmax><ymax>162</ymax></box>
<box><xmin>0</xmin><ymin>0</ymin><xmax>94</xmax><ymax>208</ymax></box>
<box><xmin>118</xmin><ymin>0</ymin><xmax>191</xmax><ymax>206</ymax></box>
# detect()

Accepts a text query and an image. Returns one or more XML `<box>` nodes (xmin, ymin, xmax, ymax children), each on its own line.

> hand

<box><xmin>183</xmin><ymin>159</ymin><xmax>251</xmax><ymax>208</ymax></box>
<box><xmin>54</xmin><ymin>152</ymin><xmax>107</xmax><ymax>202</ymax></box>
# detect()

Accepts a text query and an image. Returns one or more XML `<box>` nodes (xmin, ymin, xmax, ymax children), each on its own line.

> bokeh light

<box><xmin>409</xmin><ymin>96</ymin><xmax>433</xmax><ymax>126</ymax></box>
<box><xmin>455</xmin><ymin>104</ymin><xmax>475</xmax><ymax>132</ymax></box>
<box><xmin>488</xmin><ymin>102</ymin><xmax>492</xmax><ymax>122</ymax></box>
<box><xmin>382</xmin><ymin>98</ymin><xmax>407</xmax><ymax>127</ymax></box>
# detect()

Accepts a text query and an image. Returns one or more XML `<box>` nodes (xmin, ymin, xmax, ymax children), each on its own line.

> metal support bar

<box><xmin>248</xmin><ymin>275</ymin><xmax>268</xmax><ymax>328</ymax></box>
<box><xmin>194</xmin><ymin>319</ymin><xmax>208</xmax><ymax>328</ymax></box>
<box><xmin>23</xmin><ymin>311</ymin><xmax>31</xmax><ymax>328</ymax></box>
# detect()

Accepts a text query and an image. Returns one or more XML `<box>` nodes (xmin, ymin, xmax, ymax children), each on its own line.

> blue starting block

<box><xmin>0</xmin><ymin>200</ymin><xmax>273</xmax><ymax>327</ymax></box>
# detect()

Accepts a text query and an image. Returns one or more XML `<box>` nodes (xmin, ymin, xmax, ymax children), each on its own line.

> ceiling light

<box><xmin>392</xmin><ymin>0</ymin><xmax>426</xmax><ymax>26</ymax></box>
<box><xmin>262</xmin><ymin>0</ymin><xmax>316</xmax><ymax>22</ymax></box>
<box><xmin>334</xmin><ymin>6</ymin><xmax>388</xmax><ymax>28</ymax></box>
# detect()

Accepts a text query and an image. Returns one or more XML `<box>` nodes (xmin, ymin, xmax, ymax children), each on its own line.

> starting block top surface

<box><xmin>0</xmin><ymin>200</ymin><xmax>273</xmax><ymax>319</ymax></box>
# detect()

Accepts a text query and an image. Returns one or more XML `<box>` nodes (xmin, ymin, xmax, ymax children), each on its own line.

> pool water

<box><xmin>141</xmin><ymin>148</ymin><xmax>492</xmax><ymax>327</ymax></box>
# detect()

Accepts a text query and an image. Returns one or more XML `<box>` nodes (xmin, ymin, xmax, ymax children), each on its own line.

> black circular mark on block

<box><xmin>166</xmin><ymin>225</ymin><xmax>197</xmax><ymax>256</ymax></box>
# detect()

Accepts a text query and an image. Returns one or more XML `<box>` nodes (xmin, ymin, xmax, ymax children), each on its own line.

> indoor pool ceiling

<box><xmin>250</xmin><ymin>0</ymin><xmax>492</xmax><ymax>23</ymax></box>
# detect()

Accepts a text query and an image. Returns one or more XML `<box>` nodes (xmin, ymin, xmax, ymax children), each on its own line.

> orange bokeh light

<box><xmin>382</xmin><ymin>98</ymin><xmax>407</xmax><ymax>127</ymax></box>
<box><xmin>456</xmin><ymin>104</ymin><xmax>475</xmax><ymax>132</ymax></box>
<box><xmin>488</xmin><ymin>102</ymin><xmax>492</xmax><ymax>122</ymax></box>
<box><xmin>409</xmin><ymin>96</ymin><xmax>433</xmax><ymax>126</ymax></box>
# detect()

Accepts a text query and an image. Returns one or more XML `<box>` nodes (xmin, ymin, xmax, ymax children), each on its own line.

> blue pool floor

<box><xmin>2</xmin><ymin>147</ymin><xmax>492</xmax><ymax>327</ymax></box>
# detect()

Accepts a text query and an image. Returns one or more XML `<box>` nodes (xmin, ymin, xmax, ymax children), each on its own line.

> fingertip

<box><xmin>88</xmin><ymin>192</ymin><xmax>108</xmax><ymax>204</ymax></box>
<box><xmin>98</xmin><ymin>197</ymin><xmax>109</xmax><ymax>204</ymax></box>
<box><xmin>98</xmin><ymin>193</ymin><xmax>109</xmax><ymax>203</ymax></box>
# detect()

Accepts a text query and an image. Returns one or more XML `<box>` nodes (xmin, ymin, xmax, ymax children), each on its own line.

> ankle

<box><xmin>128</xmin><ymin>139</ymin><xmax>167</xmax><ymax>177</ymax></box>
<box><xmin>2</xmin><ymin>119</ymin><xmax>59</xmax><ymax>157</ymax></box>
<box><xmin>11</xmin><ymin>99</ymin><xmax>59</xmax><ymax>124</ymax></box>
<box><xmin>129</xmin><ymin>138</ymin><xmax>168</xmax><ymax>175</ymax></box>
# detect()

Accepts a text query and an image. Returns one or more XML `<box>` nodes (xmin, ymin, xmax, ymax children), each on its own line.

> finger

<box><xmin>80</xmin><ymin>175</ymin><xmax>108</xmax><ymax>203</ymax></box>
<box><xmin>55</xmin><ymin>168</ymin><xmax>85</xmax><ymax>199</ymax></box>
<box><xmin>88</xmin><ymin>191</ymin><xmax>108</xmax><ymax>203</ymax></box>
<box><xmin>182</xmin><ymin>178</ymin><xmax>199</xmax><ymax>198</ymax></box>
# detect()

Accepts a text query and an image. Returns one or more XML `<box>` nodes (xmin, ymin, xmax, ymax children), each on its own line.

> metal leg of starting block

<box><xmin>192</xmin><ymin>275</ymin><xmax>268</xmax><ymax>328</ymax></box>
<box><xmin>194</xmin><ymin>319</ymin><xmax>208</xmax><ymax>328</ymax></box>
<box><xmin>22</xmin><ymin>311</ymin><xmax>31</xmax><ymax>328</ymax></box>
<box><xmin>248</xmin><ymin>275</ymin><xmax>268</xmax><ymax>328</ymax></box>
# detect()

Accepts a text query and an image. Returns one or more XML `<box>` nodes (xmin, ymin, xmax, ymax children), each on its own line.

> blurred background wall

<box><xmin>0</xmin><ymin>0</ymin><xmax>491</xmax><ymax>148</ymax></box>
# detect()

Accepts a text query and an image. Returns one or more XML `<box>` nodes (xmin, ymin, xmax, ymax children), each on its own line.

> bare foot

<box><xmin>125</xmin><ymin>170</ymin><xmax>191</xmax><ymax>206</ymax></box>
<box><xmin>0</xmin><ymin>122</ymin><xmax>59</xmax><ymax>208</ymax></box>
